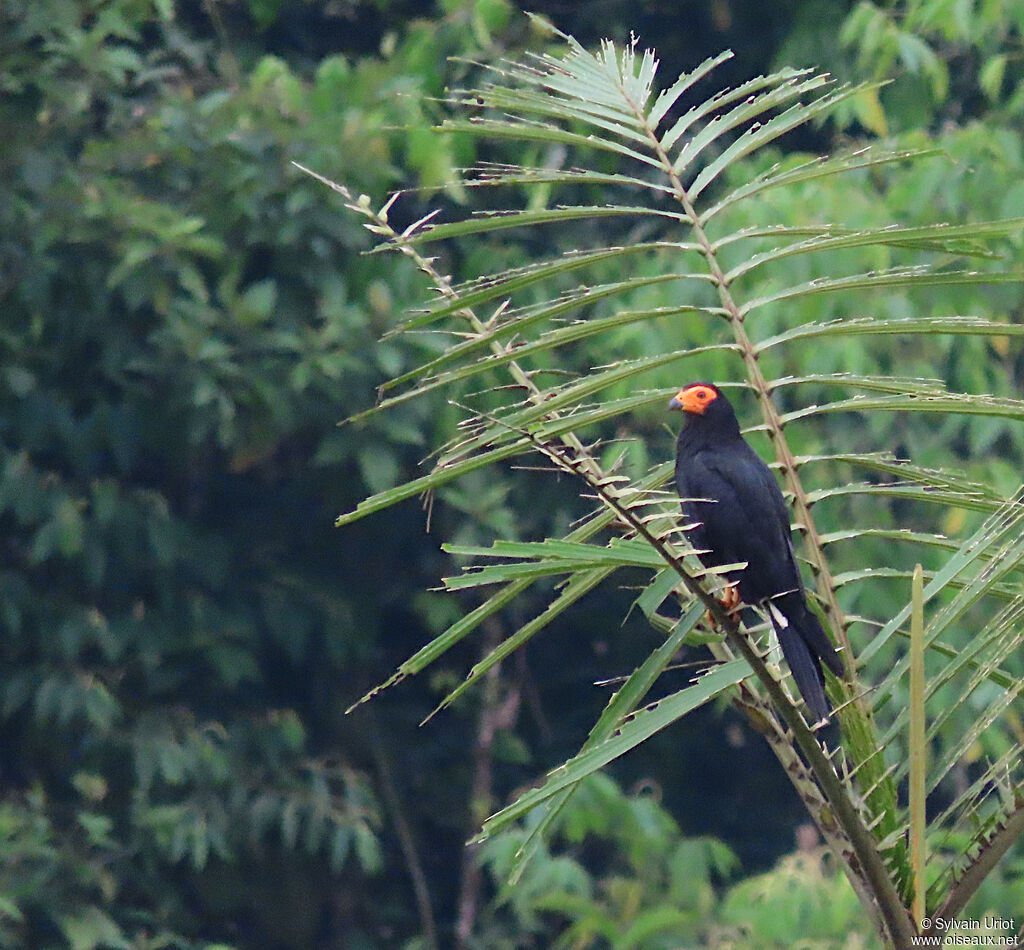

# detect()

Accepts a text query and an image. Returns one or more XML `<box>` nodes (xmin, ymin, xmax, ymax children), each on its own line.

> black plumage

<box><xmin>670</xmin><ymin>382</ymin><xmax>844</xmax><ymax>725</ymax></box>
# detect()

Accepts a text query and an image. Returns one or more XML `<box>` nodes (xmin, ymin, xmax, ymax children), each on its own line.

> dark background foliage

<box><xmin>1</xmin><ymin>1</ymin><xmax>1021</xmax><ymax>947</ymax></box>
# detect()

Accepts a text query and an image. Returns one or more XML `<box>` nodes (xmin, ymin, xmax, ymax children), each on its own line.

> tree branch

<box><xmin>297</xmin><ymin>130</ymin><xmax>912</xmax><ymax>944</ymax></box>
<box><xmin>505</xmin><ymin>419</ymin><xmax>916</xmax><ymax>949</ymax></box>
<box><xmin>368</xmin><ymin>715</ymin><xmax>439</xmax><ymax>950</ymax></box>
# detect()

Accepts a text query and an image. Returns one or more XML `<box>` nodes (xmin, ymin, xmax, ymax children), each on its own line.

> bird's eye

<box><xmin>697</xmin><ymin>390</ymin><xmax>708</xmax><ymax>400</ymax></box>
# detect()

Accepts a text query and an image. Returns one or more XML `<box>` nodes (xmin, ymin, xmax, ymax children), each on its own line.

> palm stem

<box><xmin>518</xmin><ymin>423</ymin><xmax>916</xmax><ymax>948</ymax></box>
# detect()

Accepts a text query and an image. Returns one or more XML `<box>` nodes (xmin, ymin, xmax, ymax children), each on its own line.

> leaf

<box><xmin>444</xmin><ymin>536</ymin><xmax>667</xmax><ymax>567</ymax></box>
<box><xmin>725</xmin><ymin>218</ymin><xmax>1024</xmax><ymax>283</ymax></box>
<box><xmin>507</xmin><ymin>602</ymin><xmax>708</xmax><ymax>882</ymax></box>
<box><xmin>392</xmin><ymin>204</ymin><xmax>689</xmax><ymax>247</ymax></box>
<box><xmin>757</xmin><ymin>315</ymin><xmax>1024</xmax><ymax>352</ymax></box>
<box><xmin>335</xmin><ymin>438</ymin><xmax>530</xmax><ymax>527</ymax></box>
<box><xmin>465</xmin><ymin>86</ymin><xmax>654</xmax><ymax>146</ymax></box>
<box><xmin>980</xmin><ymin>54</ymin><xmax>1007</xmax><ymax>103</ymax></box>
<box><xmin>807</xmin><ymin>483</ymin><xmax>1001</xmax><ymax>515</ymax></box>
<box><xmin>389</xmin><ymin>244</ymin><xmax>712</xmax><ymax>335</ymax></box>
<box><xmin>781</xmin><ymin>390</ymin><xmax>1024</xmax><ymax>429</ymax></box>
<box><xmin>739</xmin><ymin>266</ymin><xmax>1024</xmax><ymax>318</ymax></box>
<box><xmin>425</xmin><ymin>566</ymin><xmax>614</xmax><ymax>720</ymax></box>
<box><xmin>687</xmin><ymin>82</ymin><xmax>874</xmax><ymax>200</ymax></box>
<box><xmin>909</xmin><ymin>565</ymin><xmax>926</xmax><ymax>925</ymax></box>
<box><xmin>861</xmin><ymin>489</ymin><xmax>1024</xmax><ymax>668</ymax></box>
<box><xmin>441</xmin><ymin>538</ymin><xmax>739</xmax><ymax>589</ymax></box>
<box><xmin>0</xmin><ymin>897</ymin><xmax>23</xmax><ymax>923</ymax></box>
<box><xmin>60</xmin><ymin>908</ymin><xmax>126</xmax><ymax>950</ymax></box>
<box><xmin>432</xmin><ymin>364</ymin><xmax>737</xmax><ymax>473</ymax></box>
<box><xmin>462</xmin><ymin>162</ymin><xmax>674</xmax><ymax>194</ymax></box>
<box><xmin>346</xmin><ymin>459</ymin><xmax>680</xmax><ymax>713</ymax></box>
<box><xmin>700</xmin><ymin>146</ymin><xmax>939</xmax><ymax>223</ymax></box>
<box><xmin>346</xmin><ymin>574</ymin><xmax>531</xmax><ymax>711</ymax></box>
<box><xmin>647</xmin><ymin>49</ymin><xmax>734</xmax><ymax>129</ymax></box>
<box><xmin>794</xmin><ymin>451</ymin><xmax>998</xmax><ymax>501</ymax></box>
<box><xmin>440</xmin><ymin>117</ymin><xmax>663</xmax><ymax>169</ymax></box>
<box><xmin>367</xmin><ymin>278</ymin><xmax>726</xmax><ymax>409</ymax></box>
<box><xmin>478</xmin><ymin>656</ymin><xmax>750</xmax><ymax>839</ymax></box>
<box><xmin>662</xmin><ymin>67</ymin><xmax>817</xmax><ymax>156</ymax></box>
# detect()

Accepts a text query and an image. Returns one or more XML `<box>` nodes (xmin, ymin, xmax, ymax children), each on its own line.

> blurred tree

<box><xmin>2</xmin><ymin>0</ymin><xmax>1021</xmax><ymax>947</ymax></box>
<box><xmin>0</xmin><ymin>0</ymin><xmax>508</xmax><ymax>945</ymax></box>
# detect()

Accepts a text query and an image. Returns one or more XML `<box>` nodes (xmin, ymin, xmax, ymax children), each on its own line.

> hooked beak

<box><xmin>668</xmin><ymin>394</ymin><xmax>683</xmax><ymax>411</ymax></box>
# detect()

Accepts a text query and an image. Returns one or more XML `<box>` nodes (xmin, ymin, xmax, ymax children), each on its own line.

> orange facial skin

<box><xmin>668</xmin><ymin>383</ymin><xmax>719</xmax><ymax>415</ymax></box>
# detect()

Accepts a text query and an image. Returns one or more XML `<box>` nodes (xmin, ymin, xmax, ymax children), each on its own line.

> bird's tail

<box><xmin>767</xmin><ymin>595</ymin><xmax>844</xmax><ymax>726</ymax></box>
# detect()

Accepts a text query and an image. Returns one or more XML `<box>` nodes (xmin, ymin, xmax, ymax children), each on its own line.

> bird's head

<box><xmin>668</xmin><ymin>382</ymin><xmax>721</xmax><ymax>416</ymax></box>
<box><xmin>668</xmin><ymin>382</ymin><xmax>741</xmax><ymax>438</ymax></box>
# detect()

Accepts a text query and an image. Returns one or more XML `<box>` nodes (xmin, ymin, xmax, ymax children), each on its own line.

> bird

<box><xmin>669</xmin><ymin>382</ymin><xmax>844</xmax><ymax>725</ymax></box>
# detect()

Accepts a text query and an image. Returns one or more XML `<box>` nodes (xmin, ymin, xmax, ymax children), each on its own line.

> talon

<box><xmin>721</xmin><ymin>584</ymin><xmax>741</xmax><ymax>614</ymax></box>
<box><xmin>706</xmin><ymin>584</ymin><xmax>742</xmax><ymax>626</ymax></box>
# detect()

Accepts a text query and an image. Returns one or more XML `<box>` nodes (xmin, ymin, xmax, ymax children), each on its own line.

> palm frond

<box><xmin>501</xmin><ymin>599</ymin><xmax>711</xmax><ymax>883</ymax></box>
<box><xmin>724</xmin><ymin>219</ymin><xmax>1024</xmax><ymax>283</ymax></box>
<box><xmin>304</xmin><ymin>25</ymin><xmax>1024</xmax><ymax>945</ymax></box>
<box><xmin>740</xmin><ymin>267</ymin><xmax>1021</xmax><ymax>318</ymax></box>
<box><xmin>699</xmin><ymin>146</ymin><xmax>942</xmax><ymax>222</ymax></box>
<box><xmin>758</xmin><ymin>314</ymin><xmax>1024</xmax><ymax>350</ymax></box>
<box><xmin>476</xmin><ymin>656</ymin><xmax>750</xmax><ymax>839</ymax></box>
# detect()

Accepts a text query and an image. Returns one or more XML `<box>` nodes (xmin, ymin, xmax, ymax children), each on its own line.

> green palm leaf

<box><xmin>304</xmin><ymin>24</ymin><xmax>1024</xmax><ymax>947</ymax></box>
<box><xmin>477</xmin><ymin>656</ymin><xmax>751</xmax><ymax>840</ymax></box>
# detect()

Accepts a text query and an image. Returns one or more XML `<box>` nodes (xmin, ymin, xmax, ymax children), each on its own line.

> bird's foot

<box><xmin>706</xmin><ymin>584</ymin><xmax>742</xmax><ymax>627</ymax></box>
<box><xmin>721</xmin><ymin>584</ymin><xmax>741</xmax><ymax>614</ymax></box>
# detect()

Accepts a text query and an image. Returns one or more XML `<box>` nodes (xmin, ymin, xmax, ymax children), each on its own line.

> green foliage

<box><xmin>4</xmin><ymin>0</ymin><xmax>1024</xmax><ymax>947</ymax></box>
<box><xmin>717</xmin><ymin>853</ymin><xmax>871</xmax><ymax>949</ymax></box>
<box><xmin>840</xmin><ymin>0</ymin><xmax>1024</xmax><ymax>127</ymax></box>
<box><xmin>478</xmin><ymin>783</ymin><xmax>1024</xmax><ymax>949</ymax></box>
<box><xmin>0</xmin><ymin>0</ymin><xmax>519</xmax><ymax>945</ymax></box>
<box><xmin>329</xmin><ymin>17</ymin><xmax>1024</xmax><ymax>948</ymax></box>
<box><xmin>478</xmin><ymin>773</ymin><xmax>741</xmax><ymax>949</ymax></box>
